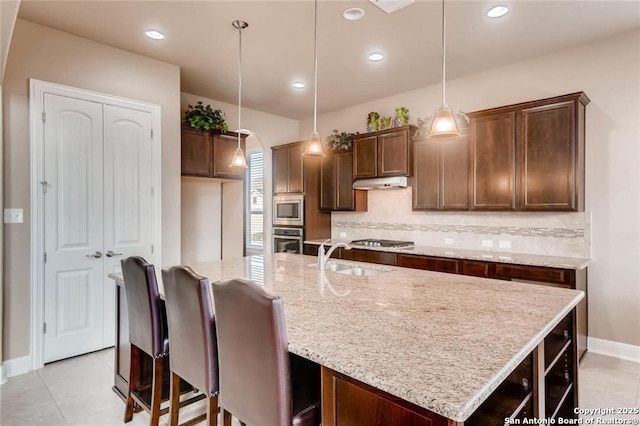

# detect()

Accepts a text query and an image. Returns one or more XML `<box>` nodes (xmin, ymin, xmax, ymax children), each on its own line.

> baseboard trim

<box><xmin>0</xmin><ymin>365</ymin><xmax>6</xmax><ymax>384</ymax></box>
<box><xmin>3</xmin><ymin>355</ymin><xmax>32</xmax><ymax>379</ymax></box>
<box><xmin>588</xmin><ymin>337</ymin><xmax>640</xmax><ymax>363</ymax></box>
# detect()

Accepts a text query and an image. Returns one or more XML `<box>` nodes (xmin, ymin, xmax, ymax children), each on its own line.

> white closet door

<box><xmin>102</xmin><ymin>104</ymin><xmax>155</xmax><ymax>347</ymax></box>
<box><xmin>43</xmin><ymin>94</ymin><xmax>105</xmax><ymax>363</ymax></box>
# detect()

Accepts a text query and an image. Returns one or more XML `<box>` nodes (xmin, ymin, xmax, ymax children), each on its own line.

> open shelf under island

<box><xmin>109</xmin><ymin>253</ymin><xmax>584</xmax><ymax>425</ymax></box>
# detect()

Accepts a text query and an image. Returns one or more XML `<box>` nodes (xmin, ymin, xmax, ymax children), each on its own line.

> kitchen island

<box><xmin>111</xmin><ymin>253</ymin><xmax>584</xmax><ymax>425</ymax></box>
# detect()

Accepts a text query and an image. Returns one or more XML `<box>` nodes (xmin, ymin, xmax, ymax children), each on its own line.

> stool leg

<box><xmin>124</xmin><ymin>344</ymin><xmax>139</xmax><ymax>423</ymax></box>
<box><xmin>169</xmin><ymin>372</ymin><xmax>181</xmax><ymax>426</ymax></box>
<box><xmin>223</xmin><ymin>410</ymin><xmax>232</xmax><ymax>426</ymax></box>
<box><xmin>207</xmin><ymin>395</ymin><xmax>218</xmax><ymax>426</ymax></box>
<box><xmin>149</xmin><ymin>357</ymin><xmax>164</xmax><ymax>426</ymax></box>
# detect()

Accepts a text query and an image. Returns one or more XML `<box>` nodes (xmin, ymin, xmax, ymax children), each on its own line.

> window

<box><xmin>246</xmin><ymin>151</ymin><xmax>264</xmax><ymax>251</ymax></box>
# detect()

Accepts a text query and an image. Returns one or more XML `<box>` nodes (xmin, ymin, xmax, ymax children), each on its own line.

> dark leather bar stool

<box><xmin>120</xmin><ymin>256</ymin><xmax>169</xmax><ymax>426</ymax></box>
<box><xmin>162</xmin><ymin>266</ymin><xmax>219</xmax><ymax>426</ymax></box>
<box><xmin>212</xmin><ymin>278</ymin><xmax>321</xmax><ymax>426</ymax></box>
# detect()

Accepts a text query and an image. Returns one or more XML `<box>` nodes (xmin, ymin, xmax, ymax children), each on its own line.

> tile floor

<box><xmin>0</xmin><ymin>349</ymin><xmax>638</xmax><ymax>425</ymax></box>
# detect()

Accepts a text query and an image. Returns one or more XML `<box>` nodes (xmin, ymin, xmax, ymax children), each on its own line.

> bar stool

<box><xmin>212</xmin><ymin>278</ymin><xmax>321</xmax><ymax>426</ymax></box>
<box><xmin>162</xmin><ymin>265</ymin><xmax>219</xmax><ymax>426</ymax></box>
<box><xmin>120</xmin><ymin>256</ymin><xmax>169</xmax><ymax>426</ymax></box>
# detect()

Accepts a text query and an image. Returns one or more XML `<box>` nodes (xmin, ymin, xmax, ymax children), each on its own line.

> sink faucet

<box><xmin>318</xmin><ymin>239</ymin><xmax>352</xmax><ymax>271</ymax></box>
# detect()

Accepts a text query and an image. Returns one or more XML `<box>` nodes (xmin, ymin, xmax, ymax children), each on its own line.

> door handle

<box><xmin>106</xmin><ymin>250</ymin><xmax>123</xmax><ymax>258</ymax></box>
<box><xmin>86</xmin><ymin>251</ymin><xmax>103</xmax><ymax>259</ymax></box>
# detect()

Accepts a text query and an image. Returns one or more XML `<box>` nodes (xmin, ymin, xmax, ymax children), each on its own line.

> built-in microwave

<box><xmin>273</xmin><ymin>194</ymin><xmax>304</xmax><ymax>227</ymax></box>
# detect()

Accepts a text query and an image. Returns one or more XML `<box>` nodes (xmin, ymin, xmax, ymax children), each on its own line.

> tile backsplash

<box><xmin>331</xmin><ymin>188</ymin><xmax>591</xmax><ymax>258</ymax></box>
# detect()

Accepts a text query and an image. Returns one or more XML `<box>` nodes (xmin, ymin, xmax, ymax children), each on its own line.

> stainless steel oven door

<box><xmin>272</xmin><ymin>227</ymin><xmax>303</xmax><ymax>254</ymax></box>
<box><xmin>273</xmin><ymin>195</ymin><xmax>304</xmax><ymax>227</ymax></box>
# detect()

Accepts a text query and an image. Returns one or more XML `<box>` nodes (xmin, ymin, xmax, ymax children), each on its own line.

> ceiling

<box><xmin>17</xmin><ymin>0</ymin><xmax>640</xmax><ymax>119</ymax></box>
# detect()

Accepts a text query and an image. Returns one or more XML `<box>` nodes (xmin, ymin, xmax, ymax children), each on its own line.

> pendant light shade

<box><xmin>229</xmin><ymin>20</ymin><xmax>249</xmax><ymax>169</ymax></box>
<box><xmin>303</xmin><ymin>0</ymin><xmax>326</xmax><ymax>157</ymax></box>
<box><xmin>427</xmin><ymin>0</ymin><xmax>460</xmax><ymax>139</ymax></box>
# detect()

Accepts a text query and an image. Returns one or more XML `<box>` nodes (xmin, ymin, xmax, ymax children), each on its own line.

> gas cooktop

<box><xmin>350</xmin><ymin>239</ymin><xmax>414</xmax><ymax>248</ymax></box>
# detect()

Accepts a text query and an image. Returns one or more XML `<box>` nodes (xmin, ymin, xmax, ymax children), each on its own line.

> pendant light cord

<box><xmin>237</xmin><ymin>24</ymin><xmax>243</xmax><ymax>149</ymax></box>
<box><xmin>313</xmin><ymin>0</ymin><xmax>318</xmax><ymax>133</ymax></box>
<box><xmin>441</xmin><ymin>0</ymin><xmax>446</xmax><ymax>106</ymax></box>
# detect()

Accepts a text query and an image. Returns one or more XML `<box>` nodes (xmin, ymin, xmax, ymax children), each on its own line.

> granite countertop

<box><xmin>110</xmin><ymin>253</ymin><xmax>583</xmax><ymax>422</ymax></box>
<box><xmin>304</xmin><ymin>238</ymin><xmax>591</xmax><ymax>269</ymax></box>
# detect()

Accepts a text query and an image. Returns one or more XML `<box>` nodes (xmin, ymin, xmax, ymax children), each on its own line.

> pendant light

<box><xmin>229</xmin><ymin>20</ymin><xmax>249</xmax><ymax>169</ymax></box>
<box><xmin>302</xmin><ymin>0</ymin><xmax>326</xmax><ymax>157</ymax></box>
<box><xmin>427</xmin><ymin>0</ymin><xmax>460</xmax><ymax>139</ymax></box>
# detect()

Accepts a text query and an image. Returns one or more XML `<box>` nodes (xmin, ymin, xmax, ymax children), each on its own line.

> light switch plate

<box><xmin>4</xmin><ymin>208</ymin><xmax>24</xmax><ymax>224</ymax></box>
<box><xmin>481</xmin><ymin>239</ymin><xmax>494</xmax><ymax>248</ymax></box>
<box><xmin>339</xmin><ymin>232</ymin><xmax>347</xmax><ymax>238</ymax></box>
<box><xmin>499</xmin><ymin>240</ymin><xmax>512</xmax><ymax>249</ymax></box>
<box><xmin>444</xmin><ymin>238</ymin><xmax>454</xmax><ymax>245</ymax></box>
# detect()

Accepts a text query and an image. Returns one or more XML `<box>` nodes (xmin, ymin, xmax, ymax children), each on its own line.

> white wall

<box><xmin>180</xmin><ymin>92</ymin><xmax>299</xmax><ymax>260</ymax></box>
<box><xmin>2</xmin><ymin>20</ymin><xmax>181</xmax><ymax>361</ymax></box>
<box><xmin>300</xmin><ymin>29</ymin><xmax>640</xmax><ymax>347</ymax></box>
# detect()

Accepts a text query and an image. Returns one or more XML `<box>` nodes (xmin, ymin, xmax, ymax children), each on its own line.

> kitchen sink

<box><xmin>336</xmin><ymin>267</ymin><xmax>388</xmax><ymax>276</ymax></box>
<box><xmin>308</xmin><ymin>262</ymin><xmax>353</xmax><ymax>272</ymax></box>
<box><xmin>308</xmin><ymin>262</ymin><xmax>391</xmax><ymax>276</ymax></box>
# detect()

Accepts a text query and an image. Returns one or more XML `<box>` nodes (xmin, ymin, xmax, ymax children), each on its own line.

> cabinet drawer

<box><xmin>398</xmin><ymin>255</ymin><xmax>459</xmax><ymax>274</ymax></box>
<box><xmin>495</xmin><ymin>264</ymin><xmax>568</xmax><ymax>285</ymax></box>
<box><xmin>341</xmin><ymin>249</ymin><xmax>397</xmax><ymax>266</ymax></box>
<box><xmin>461</xmin><ymin>260</ymin><xmax>491</xmax><ymax>277</ymax></box>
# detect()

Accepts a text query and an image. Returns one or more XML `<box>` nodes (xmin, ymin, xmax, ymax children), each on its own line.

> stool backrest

<box><xmin>162</xmin><ymin>265</ymin><xmax>218</xmax><ymax>396</ymax></box>
<box><xmin>120</xmin><ymin>256</ymin><xmax>166</xmax><ymax>357</ymax></box>
<box><xmin>212</xmin><ymin>279</ymin><xmax>292</xmax><ymax>426</ymax></box>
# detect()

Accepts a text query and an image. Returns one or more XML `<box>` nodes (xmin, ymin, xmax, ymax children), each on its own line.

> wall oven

<box><xmin>273</xmin><ymin>195</ymin><xmax>304</xmax><ymax>227</ymax></box>
<box><xmin>272</xmin><ymin>227</ymin><xmax>303</xmax><ymax>254</ymax></box>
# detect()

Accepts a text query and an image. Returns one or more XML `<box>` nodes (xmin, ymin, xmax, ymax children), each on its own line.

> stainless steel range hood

<box><xmin>352</xmin><ymin>176</ymin><xmax>408</xmax><ymax>190</ymax></box>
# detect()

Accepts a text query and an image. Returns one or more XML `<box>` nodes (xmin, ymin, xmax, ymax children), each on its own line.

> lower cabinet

<box><xmin>398</xmin><ymin>254</ymin><xmax>459</xmax><ymax>274</ymax></box>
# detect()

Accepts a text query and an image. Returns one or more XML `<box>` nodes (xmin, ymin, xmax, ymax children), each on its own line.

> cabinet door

<box><xmin>273</xmin><ymin>147</ymin><xmax>289</xmax><ymax>193</ymax></box>
<box><xmin>412</xmin><ymin>140</ymin><xmax>439</xmax><ymax>210</ymax></box>
<box><xmin>213</xmin><ymin>133</ymin><xmax>245</xmax><ymax>179</ymax></box>
<box><xmin>470</xmin><ymin>112</ymin><xmax>516</xmax><ymax>210</ymax></box>
<box><xmin>288</xmin><ymin>144</ymin><xmax>304</xmax><ymax>193</ymax></box>
<box><xmin>440</xmin><ymin>136</ymin><xmax>469</xmax><ymax>210</ymax></box>
<box><xmin>353</xmin><ymin>136</ymin><xmax>378</xmax><ymax>179</ymax></box>
<box><xmin>319</xmin><ymin>155</ymin><xmax>336</xmax><ymax>210</ymax></box>
<box><xmin>181</xmin><ymin>128</ymin><xmax>212</xmax><ymax>177</ymax></box>
<box><xmin>378</xmin><ymin>130</ymin><xmax>410</xmax><ymax>177</ymax></box>
<box><xmin>335</xmin><ymin>152</ymin><xmax>354</xmax><ymax>210</ymax></box>
<box><xmin>518</xmin><ymin>101</ymin><xmax>577</xmax><ymax>210</ymax></box>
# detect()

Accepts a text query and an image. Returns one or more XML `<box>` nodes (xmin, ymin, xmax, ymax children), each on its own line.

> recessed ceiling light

<box><xmin>368</xmin><ymin>53</ymin><xmax>384</xmax><ymax>62</ymax></box>
<box><xmin>145</xmin><ymin>30</ymin><xmax>165</xmax><ymax>40</ymax></box>
<box><xmin>342</xmin><ymin>7</ymin><xmax>365</xmax><ymax>21</ymax></box>
<box><xmin>487</xmin><ymin>6</ymin><xmax>509</xmax><ymax>18</ymax></box>
<box><xmin>292</xmin><ymin>82</ymin><xmax>305</xmax><ymax>89</ymax></box>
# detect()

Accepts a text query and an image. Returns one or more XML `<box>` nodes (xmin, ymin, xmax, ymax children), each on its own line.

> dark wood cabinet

<box><xmin>273</xmin><ymin>142</ymin><xmax>304</xmax><ymax>193</ymax></box>
<box><xmin>320</xmin><ymin>151</ymin><xmax>367</xmax><ymax>211</ymax></box>
<box><xmin>518</xmin><ymin>99</ymin><xmax>584</xmax><ymax>211</ymax></box>
<box><xmin>412</xmin><ymin>136</ymin><xmax>469</xmax><ymax>211</ymax></box>
<box><xmin>352</xmin><ymin>126</ymin><xmax>415</xmax><ymax>179</ymax></box>
<box><xmin>181</xmin><ymin>126</ymin><xmax>246</xmax><ymax>179</ymax></box>
<box><xmin>469</xmin><ymin>111</ymin><xmax>517</xmax><ymax>210</ymax></box>
<box><xmin>468</xmin><ymin>92</ymin><xmax>588</xmax><ymax>212</ymax></box>
<box><xmin>338</xmin><ymin>248</ymin><xmax>398</xmax><ymax>266</ymax></box>
<box><xmin>398</xmin><ymin>254</ymin><xmax>459</xmax><ymax>274</ymax></box>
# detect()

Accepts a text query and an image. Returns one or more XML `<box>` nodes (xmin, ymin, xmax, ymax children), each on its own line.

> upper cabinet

<box><xmin>273</xmin><ymin>142</ymin><xmax>304</xmax><ymax>194</ymax></box>
<box><xmin>412</xmin><ymin>136</ymin><xmax>469</xmax><ymax>210</ymax></box>
<box><xmin>181</xmin><ymin>126</ymin><xmax>246</xmax><ymax>179</ymax></box>
<box><xmin>352</xmin><ymin>126</ymin><xmax>416</xmax><ymax>179</ymax></box>
<box><xmin>468</xmin><ymin>92</ymin><xmax>589</xmax><ymax>212</ymax></box>
<box><xmin>469</xmin><ymin>112</ymin><xmax>517</xmax><ymax>210</ymax></box>
<box><xmin>320</xmin><ymin>151</ymin><xmax>367</xmax><ymax>211</ymax></box>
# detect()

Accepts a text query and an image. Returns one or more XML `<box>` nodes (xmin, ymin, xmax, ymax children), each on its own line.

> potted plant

<box><xmin>184</xmin><ymin>101</ymin><xmax>228</xmax><ymax>132</ymax></box>
<box><xmin>367</xmin><ymin>112</ymin><xmax>380</xmax><ymax>132</ymax></box>
<box><xmin>326</xmin><ymin>129</ymin><xmax>354</xmax><ymax>151</ymax></box>
<box><xmin>394</xmin><ymin>107</ymin><xmax>410</xmax><ymax>127</ymax></box>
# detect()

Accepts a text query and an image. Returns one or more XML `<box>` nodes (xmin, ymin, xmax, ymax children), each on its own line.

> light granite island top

<box><xmin>111</xmin><ymin>253</ymin><xmax>584</xmax><ymax>424</ymax></box>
